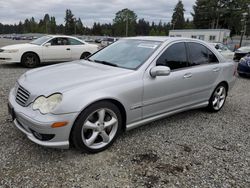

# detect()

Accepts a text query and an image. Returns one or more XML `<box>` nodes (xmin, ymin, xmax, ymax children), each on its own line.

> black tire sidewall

<box><xmin>208</xmin><ymin>83</ymin><xmax>227</xmax><ymax>112</ymax></box>
<box><xmin>71</xmin><ymin>101</ymin><xmax>122</xmax><ymax>153</ymax></box>
<box><xmin>80</xmin><ymin>52</ymin><xmax>91</xmax><ymax>59</ymax></box>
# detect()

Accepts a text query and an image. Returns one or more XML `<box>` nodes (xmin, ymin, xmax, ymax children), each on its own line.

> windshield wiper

<box><xmin>92</xmin><ymin>60</ymin><xmax>118</xmax><ymax>67</ymax></box>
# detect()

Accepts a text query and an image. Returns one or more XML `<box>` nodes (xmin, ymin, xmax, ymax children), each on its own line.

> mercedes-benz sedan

<box><xmin>8</xmin><ymin>37</ymin><xmax>236</xmax><ymax>153</ymax></box>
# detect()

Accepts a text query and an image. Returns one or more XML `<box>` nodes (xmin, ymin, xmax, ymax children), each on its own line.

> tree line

<box><xmin>0</xmin><ymin>0</ymin><xmax>249</xmax><ymax>36</ymax></box>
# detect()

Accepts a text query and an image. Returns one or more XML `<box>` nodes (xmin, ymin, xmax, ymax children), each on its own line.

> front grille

<box><xmin>15</xmin><ymin>85</ymin><xmax>30</xmax><ymax>106</ymax></box>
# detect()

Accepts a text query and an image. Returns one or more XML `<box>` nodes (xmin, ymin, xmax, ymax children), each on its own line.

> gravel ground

<box><xmin>0</xmin><ymin>39</ymin><xmax>250</xmax><ymax>187</ymax></box>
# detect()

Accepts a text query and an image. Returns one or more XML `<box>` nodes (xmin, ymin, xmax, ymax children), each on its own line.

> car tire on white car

<box><xmin>80</xmin><ymin>52</ymin><xmax>91</xmax><ymax>60</ymax></box>
<box><xmin>208</xmin><ymin>83</ymin><xmax>227</xmax><ymax>112</ymax></box>
<box><xmin>71</xmin><ymin>101</ymin><xmax>122</xmax><ymax>153</ymax></box>
<box><xmin>21</xmin><ymin>52</ymin><xmax>40</xmax><ymax>68</ymax></box>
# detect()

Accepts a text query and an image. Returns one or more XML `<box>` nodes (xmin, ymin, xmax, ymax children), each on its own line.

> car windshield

<box><xmin>30</xmin><ymin>36</ymin><xmax>52</xmax><ymax>45</ymax></box>
<box><xmin>88</xmin><ymin>39</ymin><xmax>161</xmax><ymax>70</ymax></box>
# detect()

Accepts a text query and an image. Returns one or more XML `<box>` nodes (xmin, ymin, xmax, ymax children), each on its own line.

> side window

<box><xmin>68</xmin><ymin>38</ymin><xmax>83</xmax><ymax>45</ymax></box>
<box><xmin>50</xmin><ymin>38</ymin><xmax>69</xmax><ymax>45</ymax></box>
<box><xmin>49</xmin><ymin>38</ymin><xmax>59</xmax><ymax>46</ymax></box>
<box><xmin>208</xmin><ymin>49</ymin><xmax>219</xmax><ymax>63</ymax></box>
<box><xmin>188</xmin><ymin>42</ymin><xmax>209</xmax><ymax>66</ymax></box>
<box><xmin>188</xmin><ymin>42</ymin><xmax>219</xmax><ymax>66</ymax></box>
<box><xmin>156</xmin><ymin>42</ymin><xmax>188</xmax><ymax>70</ymax></box>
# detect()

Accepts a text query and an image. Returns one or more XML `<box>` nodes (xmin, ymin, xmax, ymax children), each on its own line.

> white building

<box><xmin>169</xmin><ymin>29</ymin><xmax>231</xmax><ymax>43</ymax></box>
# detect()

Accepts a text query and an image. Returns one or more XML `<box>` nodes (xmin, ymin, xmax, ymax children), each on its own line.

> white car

<box><xmin>0</xmin><ymin>35</ymin><xmax>99</xmax><ymax>67</ymax></box>
<box><xmin>101</xmin><ymin>37</ymin><xmax>118</xmax><ymax>47</ymax></box>
<box><xmin>210</xmin><ymin>43</ymin><xmax>234</xmax><ymax>60</ymax></box>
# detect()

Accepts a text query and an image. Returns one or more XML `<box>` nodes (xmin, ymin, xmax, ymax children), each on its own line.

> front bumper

<box><xmin>0</xmin><ymin>52</ymin><xmax>20</xmax><ymax>63</ymax></box>
<box><xmin>8</xmin><ymin>88</ymin><xmax>79</xmax><ymax>149</ymax></box>
<box><xmin>237</xmin><ymin>62</ymin><xmax>250</xmax><ymax>76</ymax></box>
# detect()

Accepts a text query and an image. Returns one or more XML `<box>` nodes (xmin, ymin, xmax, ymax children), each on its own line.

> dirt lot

<box><xmin>0</xmin><ymin>38</ymin><xmax>249</xmax><ymax>187</ymax></box>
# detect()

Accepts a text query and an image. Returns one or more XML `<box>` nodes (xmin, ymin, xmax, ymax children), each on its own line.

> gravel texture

<box><xmin>0</xmin><ymin>39</ymin><xmax>250</xmax><ymax>187</ymax></box>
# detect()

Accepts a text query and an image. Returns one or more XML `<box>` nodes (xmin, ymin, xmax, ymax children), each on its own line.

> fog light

<box><xmin>33</xmin><ymin>131</ymin><xmax>43</xmax><ymax>140</ymax></box>
<box><xmin>30</xmin><ymin>129</ymin><xmax>55</xmax><ymax>141</ymax></box>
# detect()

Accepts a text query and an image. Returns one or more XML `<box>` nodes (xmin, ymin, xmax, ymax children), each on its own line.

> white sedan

<box><xmin>0</xmin><ymin>35</ymin><xmax>99</xmax><ymax>67</ymax></box>
<box><xmin>210</xmin><ymin>43</ymin><xmax>234</xmax><ymax>60</ymax></box>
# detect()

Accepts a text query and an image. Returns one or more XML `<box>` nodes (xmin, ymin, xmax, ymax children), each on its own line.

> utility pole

<box><xmin>45</xmin><ymin>21</ymin><xmax>48</xmax><ymax>34</ymax></box>
<box><xmin>240</xmin><ymin>12</ymin><xmax>248</xmax><ymax>47</ymax></box>
<box><xmin>125</xmin><ymin>12</ymin><xmax>128</xmax><ymax>37</ymax></box>
<box><xmin>73</xmin><ymin>17</ymin><xmax>76</xmax><ymax>35</ymax></box>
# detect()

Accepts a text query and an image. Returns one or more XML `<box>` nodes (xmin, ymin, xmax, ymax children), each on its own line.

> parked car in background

<box><xmin>234</xmin><ymin>46</ymin><xmax>250</xmax><ymax>62</ymax></box>
<box><xmin>101</xmin><ymin>37</ymin><xmax>118</xmax><ymax>47</ymax></box>
<box><xmin>8</xmin><ymin>37</ymin><xmax>236</xmax><ymax>153</ymax></box>
<box><xmin>0</xmin><ymin>35</ymin><xmax>99</xmax><ymax>67</ymax></box>
<box><xmin>237</xmin><ymin>54</ymin><xmax>250</xmax><ymax>77</ymax></box>
<box><xmin>12</xmin><ymin>36</ymin><xmax>22</xmax><ymax>40</ymax></box>
<box><xmin>210</xmin><ymin>43</ymin><xmax>234</xmax><ymax>60</ymax></box>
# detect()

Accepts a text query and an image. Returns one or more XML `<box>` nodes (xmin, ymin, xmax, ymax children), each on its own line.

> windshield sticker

<box><xmin>137</xmin><ymin>43</ymin><xmax>158</xmax><ymax>49</ymax></box>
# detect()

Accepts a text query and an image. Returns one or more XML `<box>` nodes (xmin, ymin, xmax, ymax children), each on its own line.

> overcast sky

<box><xmin>0</xmin><ymin>0</ymin><xmax>196</xmax><ymax>27</ymax></box>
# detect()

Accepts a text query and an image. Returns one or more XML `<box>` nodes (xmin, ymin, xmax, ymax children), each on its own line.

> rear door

<box><xmin>186</xmin><ymin>42</ymin><xmax>221</xmax><ymax>101</ymax></box>
<box><xmin>68</xmin><ymin>38</ymin><xmax>85</xmax><ymax>60</ymax></box>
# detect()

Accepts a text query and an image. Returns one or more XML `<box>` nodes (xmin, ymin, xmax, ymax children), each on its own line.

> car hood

<box><xmin>18</xmin><ymin>61</ymin><xmax>133</xmax><ymax>95</ymax></box>
<box><xmin>2</xmin><ymin>43</ymin><xmax>38</xmax><ymax>50</ymax></box>
<box><xmin>236</xmin><ymin>46</ymin><xmax>250</xmax><ymax>53</ymax></box>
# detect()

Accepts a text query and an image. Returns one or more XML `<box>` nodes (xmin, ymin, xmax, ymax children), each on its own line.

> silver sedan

<box><xmin>8</xmin><ymin>37</ymin><xmax>236</xmax><ymax>153</ymax></box>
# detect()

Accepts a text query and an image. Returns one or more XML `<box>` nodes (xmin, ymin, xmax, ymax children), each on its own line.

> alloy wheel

<box><xmin>81</xmin><ymin>108</ymin><xmax>118</xmax><ymax>149</ymax></box>
<box><xmin>212</xmin><ymin>86</ymin><xmax>226</xmax><ymax>110</ymax></box>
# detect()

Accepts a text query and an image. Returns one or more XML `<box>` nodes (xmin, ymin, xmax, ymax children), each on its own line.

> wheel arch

<box><xmin>80</xmin><ymin>51</ymin><xmax>91</xmax><ymax>59</ymax></box>
<box><xmin>217</xmin><ymin>81</ymin><xmax>229</xmax><ymax>93</ymax></box>
<box><xmin>69</xmin><ymin>98</ymin><xmax>127</xmax><ymax>146</ymax></box>
<box><xmin>21</xmin><ymin>51</ymin><xmax>41</xmax><ymax>63</ymax></box>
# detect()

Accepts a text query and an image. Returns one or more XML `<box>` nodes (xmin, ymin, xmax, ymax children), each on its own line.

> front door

<box><xmin>143</xmin><ymin>42</ymin><xmax>195</xmax><ymax>119</ymax></box>
<box><xmin>43</xmin><ymin>37</ymin><xmax>71</xmax><ymax>62</ymax></box>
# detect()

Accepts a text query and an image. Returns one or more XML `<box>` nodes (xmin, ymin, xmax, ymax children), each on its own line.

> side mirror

<box><xmin>150</xmin><ymin>66</ymin><xmax>171</xmax><ymax>78</ymax></box>
<box><xmin>44</xmin><ymin>43</ymin><xmax>51</xmax><ymax>47</ymax></box>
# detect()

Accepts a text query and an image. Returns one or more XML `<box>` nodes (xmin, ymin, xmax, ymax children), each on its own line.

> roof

<box><xmin>46</xmin><ymin>35</ymin><xmax>79</xmax><ymax>39</ymax></box>
<box><xmin>170</xmin><ymin>29</ymin><xmax>231</xmax><ymax>32</ymax></box>
<box><xmin>124</xmin><ymin>36</ymin><xmax>205</xmax><ymax>43</ymax></box>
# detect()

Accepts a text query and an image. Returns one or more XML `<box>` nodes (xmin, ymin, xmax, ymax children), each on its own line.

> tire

<box><xmin>80</xmin><ymin>52</ymin><xmax>91</xmax><ymax>60</ymax></box>
<box><xmin>207</xmin><ymin>83</ymin><xmax>227</xmax><ymax>112</ymax></box>
<box><xmin>21</xmin><ymin>53</ymin><xmax>40</xmax><ymax>68</ymax></box>
<box><xmin>238</xmin><ymin>73</ymin><xmax>245</xmax><ymax>77</ymax></box>
<box><xmin>71</xmin><ymin>101</ymin><xmax>122</xmax><ymax>153</ymax></box>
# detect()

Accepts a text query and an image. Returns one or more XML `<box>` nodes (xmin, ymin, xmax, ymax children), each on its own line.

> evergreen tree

<box><xmin>171</xmin><ymin>0</ymin><xmax>185</xmax><ymax>29</ymax></box>
<box><xmin>64</xmin><ymin>9</ymin><xmax>75</xmax><ymax>35</ymax></box>
<box><xmin>113</xmin><ymin>8</ymin><xmax>137</xmax><ymax>36</ymax></box>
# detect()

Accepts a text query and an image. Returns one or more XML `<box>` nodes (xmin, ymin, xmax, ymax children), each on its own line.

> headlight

<box><xmin>32</xmin><ymin>93</ymin><xmax>62</xmax><ymax>114</ymax></box>
<box><xmin>4</xmin><ymin>49</ymin><xmax>19</xmax><ymax>53</ymax></box>
<box><xmin>239</xmin><ymin>58</ymin><xmax>246</xmax><ymax>64</ymax></box>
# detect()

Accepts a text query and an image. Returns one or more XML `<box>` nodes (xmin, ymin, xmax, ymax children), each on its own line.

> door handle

<box><xmin>212</xmin><ymin>67</ymin><xmax>220</xmax><ymax>72</ymax></box>
<box><xmin>183</xmin><ymin>73</ymin><xmax>192</xmax><ymax>79</ymax></box>
<box><xmin>66</xmin><ymin>48</ymin><xmax>71</xmax><ymax>50</ymax></box>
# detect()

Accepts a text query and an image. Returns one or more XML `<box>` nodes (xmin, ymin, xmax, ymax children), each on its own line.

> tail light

<box><xmin>233</xmin><ymin>64</ymin><xmax>237</xmax><ymax>76</ymax></box>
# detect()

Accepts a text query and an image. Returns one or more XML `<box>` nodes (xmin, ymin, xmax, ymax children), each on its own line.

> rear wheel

<box><xmin>71</xmin><ymin>101</ymin><xmax>122</xmax><ymax>153</ymax></box>
<box><xmin>207</xmin><ymin>83</ymin><xmax>227</xmax><ymax>112</ymax></box>
<box><xmin>80</xmin><ymin>52</ymin><xmax>91</xmax><ymax>59</ymax></box>
<box><xmin>21</xmin><ymin>53</ymin><xmax>40</xmax><ymax>68</ymax></box>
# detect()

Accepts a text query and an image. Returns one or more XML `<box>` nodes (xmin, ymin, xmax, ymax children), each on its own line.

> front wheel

<box><xmin>21</xmin><ymin>53</ymin><xmax>40</xmax><ymax>68</ymax></box>
<box><xmin>71</xmin><ymin>101</ymin><xmax>122</xmax><ymax>153</ymax></box>
<box><xmin>80</xmin><ymin>52</ymin><xmax>91</xmax><ymax>59</ymax></box>
<box><xmin>207</xmin><ymin>84</ymin><xmax>227</xmax><ymax>112</ymax></box>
